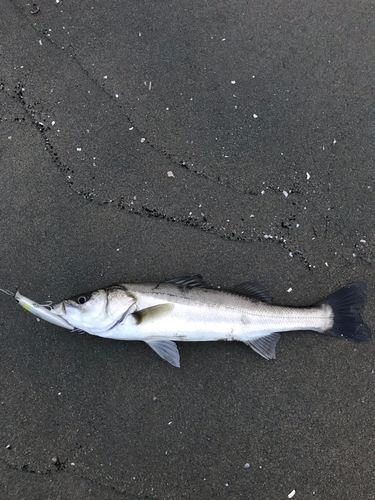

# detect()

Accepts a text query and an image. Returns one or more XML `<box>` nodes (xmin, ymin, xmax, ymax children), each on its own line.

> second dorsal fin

<box><xmin>228</xmin><ymin>282</ymin><xmax>273</xmax><ymax>303</ymax></box>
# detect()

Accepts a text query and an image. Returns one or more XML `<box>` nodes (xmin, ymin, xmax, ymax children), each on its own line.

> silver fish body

<box><xmin>51</xmin><ymin>277</ymin><xmax>371</xmax><ymax>367</ymax></box>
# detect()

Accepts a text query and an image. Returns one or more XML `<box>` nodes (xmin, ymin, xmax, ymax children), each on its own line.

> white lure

<box><xmin>14</xmin><ymin>291</ymin><xmax>75</xmax><ymax>330</ymax></box>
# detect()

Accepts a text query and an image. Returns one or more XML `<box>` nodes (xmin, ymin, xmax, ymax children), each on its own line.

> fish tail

<box><xmin>321</xmin><ymin>282</ymin><xmax>371</xmax><ymax>342</ymax></box>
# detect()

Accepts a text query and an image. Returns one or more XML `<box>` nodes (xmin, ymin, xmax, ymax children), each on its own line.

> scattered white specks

<box><xmin>153</xmin><ymin>396</ymin><xmax>157</xmax><ymax>401</ymax></box>
<box><xmin>253</xmin><ymin>113</ymin><xmax>258</xmax><ymax>118</ymax></box>
<box><xmin>261</xmin><ymin>190</ymin><xmax>265</xmax><ymax>195</ymax></box>
<box><xmin>129</xmin><ymin>127</ymin><xmax>133</xmax><ymax>130</ymax></box>
<box><xmin>139</xmin><ymin>32</ymin><xmax>141</xmax><ymax>36</ymax></box>
<box><xmin>51</xmin><ymin>121</ymin><xmax>55</xmax><ymax>125</ymax></box>
<box><xmin>58</xmin><ymin>392</ymin><xmax>61</xmax><ymax>396</ymax></box>
<box><xmin>167</xmin><ymin>171</ymin><xmax>175</xmax><ymax>178</ymax></box>
<box><xmin>115</xmin><ymin>94</ymin><xmax>119</xmax><ymax>98</ymax></box>
<box><xmin>5</xmin><ymin>444</ymin><xmax>11</xmax><ymax>449</ymax></box>
<box><xmin>56</xmin><ymin>0</ymin><xmax>60</xmax><ymax>3</ymax></box>
<box><xmin>250</xmin><ymin>214</ymin><xmax>255</xmax><ymax>218</ymax></box>
<box><xmin>116</xmin><ymin>248</ymin><xmax>120</xmax><ymax>251</ymax></box>
<box><xmin>225</xmin><ymin>483</ymin><xmax>229</xmax><ymax>487</ymax></box>
<box><xmin>283</xmin><ymin>191</ymin><xmax>289</xmax><ymax>197</ymax></box>
<box><xmin>231</xmin><ymin>80</ymin><xmax>236</xmax><ymax>84</ymax></box>
<box><xmin>353</xmin><ymin>253</ymin><xmax>356</xmax><ymax>257</ymax></box>
<box><xmin>333</xmin><ymin>139</ymin><xmax>337</xmax><ymax>144</ymax></box>
<box><xmin>140</xmin><ymin>138</ymin><xmax>145</xmax><ymax>143</ymax></box>
<box><xmin>296</xmin><ymin>224</ymin><xmax>299</xmax><ymax>228</ymax></box>
<box><xmin>288</xmin><ymin>490</ymin><xmax>296</xmax><ymax>499</ymax></box>
<box><xmin>360</xmin><ymin>239</ymin><xmax>367</xmax><ymax>244</ymax></box>
<box><xmin>39</xmin><ymin>40</ymin><xmax>42</xmax><ymax>45</ymax></box>
<box><xmin>8</xmin><ymin>136</ymin><xmax>12</xmax><ymax>140</ymax></box>
<box><xmin>244</xmin><ymin>463</ymin><xmax>250</xmax><ymax>468</ymax></box>
<box><xmin>289</xmin><ymin>252</ymin><xmax>293</xmax><ymax>257</ymax></box>
<box><xmin>36</xmin><ymin>318</ymin><xmax>40</xmax><ymax>322</ymax></box>
<box><xmin>222</xmin><ymin>38</ymin><xmax>226</xmax><ymax>41</ymax></box>
<box><xmin>287</xmin><ymin>287</ymin><xmax>293</xmax><ymax>293</ymax></box>
<box><xmin>149</xmin><ymin>82</ymin><xmax>152</xmax><ymax>90</ymax></box>
<box><xmin>325</xmin><ymin>262</ymin><xmax>329</xmax><ymax>267</ymax></box>
<box><xmin>166</xmin><ymin>107</ymin><xmax>169</xmax><ymax>110</ymax></box>
<box><xmin>103</xmin><ymin>75</ymin><xmax>108</xmax><ymax>79</ymax></box>
<box><xmin>76</xmin><ymin>148</ymin><xmax>82</xmax><ymax>151</ymax></box>
<box><xmin>71</xmin><ymin>463</ymin><xmax>75</xmax><ymax>466</ymax></box>
<box><xmin>306</xmin><ymin>172</ymin><xmax>310</xmax><ymax>180</ymax></box>
<box><xmin>168</xmin><ymin>421</ymin><xmax>172</xmax><ymax>425</ymax></box>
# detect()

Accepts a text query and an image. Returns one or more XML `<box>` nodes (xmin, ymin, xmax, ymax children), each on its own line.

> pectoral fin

<box><xmin>244</xmin><ymin>333</ymin><xmax>281</xmax><ymax>360</ymax></box>
<box><xmin>145</xmin><ymin>340</ymin><xmax>180</xmax><ymax>367</ymax></box>
<box><xmin>132</xmin><ymin>304</ymin><xmax>174</xmax><ymax>324</ymax></box>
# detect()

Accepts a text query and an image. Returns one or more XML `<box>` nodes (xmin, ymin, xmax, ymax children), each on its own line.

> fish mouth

<box><xmin>52</xmin><ymin>301</ymin><xmax>67</xmax><ymax>315</ymax></box>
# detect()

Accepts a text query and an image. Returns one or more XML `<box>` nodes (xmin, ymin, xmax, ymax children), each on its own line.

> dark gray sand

<box><xmin>0</xmin><ymin>1</ymin><xmax>374</xmax><ymax>498</ymax></box>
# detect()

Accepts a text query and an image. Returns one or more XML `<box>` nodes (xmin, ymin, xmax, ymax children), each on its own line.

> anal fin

<box><xmin>145</xmin><ymin>340</ymin><xmax>180</xmax><ymax>367</ymax></box>
<box><xmin>244</xmin><ymin>333</ymin><xmax>281</xmax><ymax>360</ymax></box>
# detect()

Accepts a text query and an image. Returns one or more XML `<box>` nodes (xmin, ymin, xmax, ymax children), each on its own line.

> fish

<box><xmin>47</xmin><ymin>276</ymin><xmax>371</xmax><ymax>367</ymax></box>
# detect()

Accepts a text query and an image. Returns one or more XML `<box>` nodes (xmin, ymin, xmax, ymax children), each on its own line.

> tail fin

<box><xmin>321</xmin><ymin>282</ymin><xmax>371</xmax><ymax>342</ymax></box>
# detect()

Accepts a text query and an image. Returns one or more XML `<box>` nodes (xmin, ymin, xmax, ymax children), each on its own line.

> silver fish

<box><xmin>51</xmin><ymin>277</ymin><xmax>371</xmax><ymax>367</ymax></box>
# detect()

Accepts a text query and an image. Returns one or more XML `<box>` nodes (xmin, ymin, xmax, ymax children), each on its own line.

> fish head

<box><xmin>52</xmin><ymin>285</ymin><xmax>136</xmax><ymax>334</ymax></box>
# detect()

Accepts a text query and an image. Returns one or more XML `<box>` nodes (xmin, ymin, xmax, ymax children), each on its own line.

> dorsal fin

<box><xmin>166</xmin><ymin>275</ymin><xmax>206</xmax><ymax>288</ymax></box>
<box><xmin>227</xmin><ymin>282</ymin><xmax>273</xmax><ymax>303</ymax></box>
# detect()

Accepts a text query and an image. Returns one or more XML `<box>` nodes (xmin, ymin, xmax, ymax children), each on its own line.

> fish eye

<box><xmin>74</xmin><ymin>293</ymin><xmax>92</xmax><ymax>305</ymax></box>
